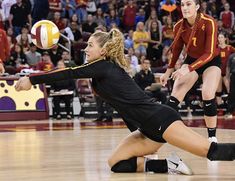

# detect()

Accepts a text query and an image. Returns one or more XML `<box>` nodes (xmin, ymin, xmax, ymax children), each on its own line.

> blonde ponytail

<box><xmin>91</xmin><ymin>28</ymin><xmax>128</xmax><ymax>68</ymax></box>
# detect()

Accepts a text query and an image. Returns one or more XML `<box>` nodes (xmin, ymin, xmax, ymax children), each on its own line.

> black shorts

<box><xmin>137</xmin><ymin>104</ymin><xmax>182</xmax><ymax>143</ymax></box>
<box><xmin>183</xmin><ymin>55</ymin><xmax>221</xmax><ymax>75</ymax></box>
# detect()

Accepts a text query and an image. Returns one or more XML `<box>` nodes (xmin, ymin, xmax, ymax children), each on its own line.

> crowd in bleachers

<box><xmin>0</xmin><ymin>0</ymin><xmax>235</xmax><ymax>117</ymax></box>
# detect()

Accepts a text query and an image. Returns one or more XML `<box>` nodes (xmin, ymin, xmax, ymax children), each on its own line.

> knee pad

<box><xmin>207</xmin><ymin>142</ymin><xmax>235</xmax><ymax>161</ymax></box>
<box><xmin>166</xmin><ymin>96</ymin><xmax>180</xmax><ymax>111</ymax></box>
<box><xmin>203</xmin><ymin>98</ymin><xmax>217</xmax><ymax>116</ymax></box>
<box><xmin>111</xmin><ymin>157</ymin><xmax>137</xmax><ymax>173</ymax></box>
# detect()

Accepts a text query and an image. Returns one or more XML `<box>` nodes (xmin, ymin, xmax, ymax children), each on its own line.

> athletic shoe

<box><xmin>166</xmin><ymin>152</ymin><xmax>193</xmax><ymax>175</ymax></box>
<box><xmin>208</xmin><ymin>137</ymin><xmax>218</xmax><ymax>143</ymax></box>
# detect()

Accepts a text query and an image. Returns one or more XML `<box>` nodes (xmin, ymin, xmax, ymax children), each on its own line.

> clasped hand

<box><xmin>171</xmin><ymin>66</ymin><xmax>190</xmax><ymax>80</ymax></box>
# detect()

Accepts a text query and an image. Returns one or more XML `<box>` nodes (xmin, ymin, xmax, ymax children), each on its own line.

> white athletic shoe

<box><xmin>166</xmin><ymin>152</ymin><xmax>193</xmax><ymax>175</ymax></box>
<box><xmin>208</xmin><ymin>137</ymin><xmax>218</xmax><ymax>143</ymax></box>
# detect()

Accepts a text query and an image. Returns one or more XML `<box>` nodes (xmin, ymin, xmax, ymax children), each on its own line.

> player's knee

<box><xmin>202</xmin><ymin>90</ymin><xmax>214</xmax><ymax>100</ymax></box>
<box><xmin>203</xmin><ymin>98</ymin><xmax>217</xmax><ymax>116</ymax></box>
<box><xmin>110</xmin><ymin>157</ymin><xmax>137</xmax><ymax>173</ymax></box>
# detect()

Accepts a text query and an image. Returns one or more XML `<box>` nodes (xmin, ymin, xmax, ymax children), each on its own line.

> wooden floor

<box><xmin>0</xmin><ymin>117</ymin><xmax>235</xmax><ymax>181</ymax></box>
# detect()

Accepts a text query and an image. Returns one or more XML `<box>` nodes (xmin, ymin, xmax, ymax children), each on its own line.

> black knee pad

<box><xmin>207</xmin><ymin>142</ymin><xmax>235</xmax><ymax>161</ymax></box>
<box><xmin>111</xmin><ymin>157</ymin><xmax>137</xmax><ymax>173</ymax></box>
<box><xmin>203</xmin><ymin>98</ymin><xmax>217</xmax><ymax>116</ymax></box>
<box><xmin>166</xmin><ymin>96</ymin><xmax>180</xmax><ymax>111</ymax></box>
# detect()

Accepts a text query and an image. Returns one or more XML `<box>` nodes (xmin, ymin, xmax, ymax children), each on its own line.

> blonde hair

<box><xmin>91</xmin><ymin>28</ymin><xmax>128</xmax><ymax>68</ymax></box>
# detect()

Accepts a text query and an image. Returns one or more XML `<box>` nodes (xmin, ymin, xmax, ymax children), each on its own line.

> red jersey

<box><xmin>49</xmin><ymin>0</ymin><xmax>62</xmax><ymax>12</ymax></box>
<box><xmin>220</xmin><ymin>11</ymin><xmax>234</xmax><ymax>29</ymax></box>
<box><xmin>219</xmin><ymin>45</ymin><xmax>235</xmax><ymax>75</ymax></box>
<box><xmin>0</xmin><ymin>29</ymin><xmax>10</xmax><ymax>62</ymax></box>
<box><xmin>168</xmin><ymin>13</ymin><xmax>219</xmax><ymax>71</ymax></box>
<box><xmin>123</xmin><ymin>5</ymin><xmax>137</xmax><ymax>27</ymax></box>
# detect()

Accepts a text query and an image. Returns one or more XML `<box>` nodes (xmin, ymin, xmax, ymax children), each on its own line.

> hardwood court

<box><xmin>0</xmin><ymin>117</ymin><xmax>235</xmax><ymax>181</ymax></box>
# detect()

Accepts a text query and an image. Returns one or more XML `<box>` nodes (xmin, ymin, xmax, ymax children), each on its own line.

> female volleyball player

<box><xmin>15</xmin><ymin>28</ymin><xmax>235</xmax><ymax>175</ymax></box>
<box><xmin>217</xmin><ymin>32</ymin><xmax>235</xmax><ymax>102</ymax></box>
<box><xmin>160</xmin><ymin>0</ymin><xmax>221</xmax><ymax>142</ymax></box>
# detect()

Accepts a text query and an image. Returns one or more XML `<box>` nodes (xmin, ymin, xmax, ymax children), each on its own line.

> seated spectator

<box><xmin>52</xmin><ymin>12</ymin><xmax>66</xmax><ymax>31</ymax></box>
<box><xmin>48</xmin><ymin>45</ymin><xmax>63</xmax><ymax>66</ymax></box>
<box><xmin>60</xmin><ymin>50</ymin><xmax>76</xmax><ymax>67</ymax></box>
<box><xmin>162</xmin><ymin>16</ymin><xmax>174</xmax><ymax>47</ymax></box>
<box><xmin>147</xmin><ymin>20</ymin><xmax>163</xmax><ymax>63</ymax></box>
<box><xmin>134</xmin><ymin>58</ymin><xmax>167</xmax><ymax>104</ymax></box>
<box><xmin>75</xmin><ymin>0</ymin><xmax>88</xmax><ymax>23</ymax></box>
<box><xmin>82</xmin><ymin>14</ymin><xmax>98</xmax><ymax>33</ymax></box>
<box><xmin>50</xmin><ymin>60</ymin><xmax>75</xmax><ymax>119</ymax></box>
<box><xmin>62</xmin><ymin>0</ymin><xmax>76</xmax><ymax>19</ymax></box>
<box><xmin>5</xmin><ymin>43</ymin><xmax>28</xmax><ymax>73</ymax></box>
<box><xmin>17</xmin><ymin>32</ymin><xmax>31</xmax><ymax>53</ymax></box>
<box><xmin>93</xmin><ymin>8</ymin><xmax>106</xmax><ymax>27</ymax></box>
<box><xmin>124</xmin><ymin>55</ymin><xmax>136</xmax><ymax>78</ymax></box>
<box><xmin>25</xmin><ymin>43</ymin><xmax>41</xmax><ymax>68</ymax></box>
<box><xmin>105</xmin><ymin>9</ymin><xmax>120</xmax><ymax>30</ymax></box>
<box><xmin>16</xmin><ymin>25</ymin><xmax>31</xmax><ymax>45</ymax></box>
<box><xmin>36</xmin><ymin>51</ymin><xmax>54</xmax><ymax>71</ymax></box>
<box><xmin>63</xmin><ymin>22</ymin><xmax>82</xmax><ymax>43</ymax></box>
<box><xmin>135</xmin><ymin>8</ymin><xmax>145</xmax><ymax>25</ymax></box>
<box><xmin>133</xmin><ymin>22</ymin><xmax>149</xmax><ymax>58</ymax></box>
<box><xmin>127</xmin><ymin>47</ymin><xmax>139</xmax><ymax>71</ymax></box>
<box><xmin>124</xmin><ymin>29</ymin><xmax>134</xmax><ymax>49</ymax></box>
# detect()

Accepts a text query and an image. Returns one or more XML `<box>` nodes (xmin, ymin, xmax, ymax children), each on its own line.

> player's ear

<box><xmin>196</xmin><ymin>4</ymin><xmax>200</xmax><ymax>11</ymax></box>
<box><xmin>100</xmin><ymin>48</ymin><xmax>107</xmax><ymax>56</ymax></box>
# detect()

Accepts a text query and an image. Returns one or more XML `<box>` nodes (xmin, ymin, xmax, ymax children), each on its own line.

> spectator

<box><xmin>123</xmin><ymin>0</ymin><xmax>137</xmax><ymax>31</ymax></box>
<box><xmin>6</xmin><ymin>43</ymin><xmax>27</xmax><ymax>73</ymax></box>
<box><xmin>52</xmin><ymin>11</ymin><xmax>66</xmax><ymax>30</ymax></box>
<box><xmin>124</xmin><ymin>29</ymin><xmax>134</xmax><ymax>49</ymax></box>
<box><xmin>75</xmin><ymin>0</ymin><xmax>88</xmax><ymax>23</ymax></box>
<box><xmin>48</xmin><ymin>0</ymin><xmax>62</xmax><ymax>20</ymax></box>
<box><xmin>36</xmin><ymin>51</ymin><xmax>54</xmax><ymax>71</ymax></box>
<box><xmin>162</xmin><ymin>16</ymin><xmax>174</xmax><ymax>47</ymax></box>
<box><xmin>134</xmin><ymin>58</ymin><xmax>167</xmax><ymax>104</ymax></box>
<box><xmin>105</xmin><ymin>9</ymin><xmax>120</xmax><ymax>30</ymax></box>
<box><xmin>61</xmin><ymin>0</ymin><xmax>76</xmax><ymax>19</ymax></box>
<box><xmin>51</xmin><ymin>60</ymin><xmax>75</xmax><ymax>119</ymax></box>
<box><xmin>147</xmin><ymin>20</ymin><xmax>163</xmax><ymax>63</ymax></box>
<box><xmin>133</xmin><ymin>22</ymin><xmax>149</xmax><ymax>58</ymax></box>
<box><xmin>31</xmin><ymin>0</ymin><xmax>49</xmax><ymax>25</ymax></box>
<box><xmin>135</xmin><ymin>8</ymin><xmax>145</xmax><ymax>26</ymax></box>
<box><xmin>60</xmin><ymin>50</ymin><xmax>76</xmax><ymax>67</ymax></box>
<box><xmin>1</xmin><ymin>0</ymin><xmax>16</xmax><ymax>28</ymax></box>
<box><xmin>9</xmin><ymin>0</ymin><xmax>32</xmax><ymax>36</ymax></box>
<box><xmin>48</xmin><ymin>45</ymin><xmax>62</xmax><ymax>66</ymax></box>
<box><xmin>200</xmin><ymin>1</ymin><xmax>212</xmax><ymax>16</ymax></box>
<box><xmin>94</xmin><ymin>8</ymin><xmax>106</xmax><ymax>27</ymax></box>
<box><xmin>145</xmin><ymin>9</ymin><xmax>162</xmax><ymax>32</ymax></box>
<box><xmin>82</xmin><ymin>14</ymin><xmax>98</xmax><ymax>33</ymax></box>
<box><xmin>25</xmin><ymin>43</ymin><xmax>41</xmax><ymax>67</ymax></box>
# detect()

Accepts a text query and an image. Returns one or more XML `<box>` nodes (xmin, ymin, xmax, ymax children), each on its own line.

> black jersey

<box><xmin>30</xmin><ymin>59</ymin><xmax>181</xmax><ymax>142</ymax></box>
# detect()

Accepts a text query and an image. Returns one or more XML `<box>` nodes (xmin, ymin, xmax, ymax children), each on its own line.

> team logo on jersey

<box><xmin>201</xmin><ymin>24</ymin><xmax>205</xmax><ymax>31</ymax></box>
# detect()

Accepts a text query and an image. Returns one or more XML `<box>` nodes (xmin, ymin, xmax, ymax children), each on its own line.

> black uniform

<box><xmin>30</xmin><ymin>59</ymin><xmax>181</xmax><ymax>142</ymax></box>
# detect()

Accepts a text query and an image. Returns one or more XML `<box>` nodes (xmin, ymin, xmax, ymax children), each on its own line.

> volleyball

<box><xmin>31</xmin><ymin>20</ymin><xmax>60</xmax><ymax>49</ymax></box>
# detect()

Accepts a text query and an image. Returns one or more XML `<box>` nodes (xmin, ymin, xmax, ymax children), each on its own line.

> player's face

<box><xmin>218</xmin><ymin>34</ymin><xmax>226</xmax><ymax>45</ymax></box>
<box><xmin>181</xmin><ymin>0</ymin><xmax>198</xmax><ymax>19</ymax></box>
<box><xmin>85</xmin><ymin>36</ymin><xmax>104</xmax><ymax>62</ymax></box>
